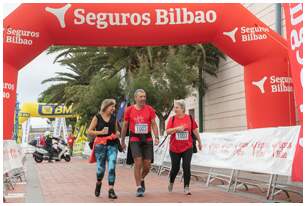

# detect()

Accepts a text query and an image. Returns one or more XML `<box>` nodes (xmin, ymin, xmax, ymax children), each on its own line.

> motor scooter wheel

<box><xmin>64</xmin><ymin>155</ymin><xmax>71</xmax><ymax>162</ymax></box>
<box><xmin>34</xmin><ymin>155</ymin><xmax>43</xmax><ymax>163</ymax></box>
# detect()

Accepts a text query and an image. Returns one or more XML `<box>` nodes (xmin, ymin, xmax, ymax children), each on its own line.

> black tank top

<box><xmin>95</xmin><ymin>113</ymin><xmax>117</xmax><ymax>145</ymax></box>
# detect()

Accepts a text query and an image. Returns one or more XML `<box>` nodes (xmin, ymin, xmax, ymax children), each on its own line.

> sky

<box><xmin>5</xmin><ymin>4</ymin><xmax>67</xmax><ymax>127</ymax></box>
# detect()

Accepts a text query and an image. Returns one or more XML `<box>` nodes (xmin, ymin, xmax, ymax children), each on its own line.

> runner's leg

<box><xmin>169</xmin><ymin>151</ymin><xmax>182</xmax><ymax>184</ymax></box>
<box><xmin>107</xmin><ymin>145</ymin><xmax>118</xmax><ymax>199</ymax></box>
<box><xmin>182</xmin><ymin>148</ymin><xmax>193</xmax><ymax>187</ymax></box>
<box><xmin>107</xmin><ymin>145</ymin><xmax>118</xmax><ymax>187</ymax></box>
<box><xmin>94</xmin><ymin>144</ymin><xmax>107</xmax><ymax>197</ymax></box>
<box><xmin>130</xmin><ymin>142</ymin><xmax>143</xmax><ymax>187</ymax></box>
<box><xmin>142</xmin><ymin>142</ymin><xmax>153</xmax><ymax>179</ymax></box>
<box><xmin>134</xmin><ymin>157</ymin><xmax>143</xmax><ymax>186</ymax></box>
<box><xmin>95</xmin><ymin>145</ymin><xmax>107</xmax><ymax>182</ymax></box>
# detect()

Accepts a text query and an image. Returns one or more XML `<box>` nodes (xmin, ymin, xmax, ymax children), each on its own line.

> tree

<box><xmin>177</xmin><ymin>44</ymin><xmax>226</xmax><ymax>132</ymax></box>
<box><xmin>40</xmin><ymin>44</ymin><xmax>225</xmax><ymax>134</ymax></box>
<box><xmin>74</xmin><ymin>74</ymin><xmax>124</xmax><ymax>125</ymax></box>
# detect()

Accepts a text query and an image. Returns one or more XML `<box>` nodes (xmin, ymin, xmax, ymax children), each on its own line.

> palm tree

<box><xmin>39</xmin><ymin>52</ymin><xmax>101</xmax><ymax>104</ymax></box>
<box><xmin>41</xmin><ymin>44</ymin><xmax>225</xmax><ymax>133</ymax></box>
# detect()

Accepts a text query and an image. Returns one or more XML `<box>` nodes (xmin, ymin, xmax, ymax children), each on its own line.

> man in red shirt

<box><xmin>121</xmin><ymin>89</ymin><xmax>159</xmax><ymax>197</ymax></box>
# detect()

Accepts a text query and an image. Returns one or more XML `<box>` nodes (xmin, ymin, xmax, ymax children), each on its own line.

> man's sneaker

<box><xmin>168</xmin><ymin>182</ymin><xmax>174</xmax><ymax>192</ymax></box>
<box><xmin>95</xmin><ymin>182</ymin><xmax>102</xmax><ymax>197</ymax></box>
<box><xmin>141</xmin><ymin>180</ymin><xmax>145</xmax><ymax>192</ymax></box>
<box><xmin>136</xmin><ymin>187</ymin><xmax>144</xmax><ymax>197</ymax></box>
<box><xmin>184</xmin><ymin>186</ymin><xmax>191</xmax><ymax>195</ymax></box>
<box><xmin>108</xmin><ymin>188</ymin><xmax>118</xmax><ymax>199</ymax></box>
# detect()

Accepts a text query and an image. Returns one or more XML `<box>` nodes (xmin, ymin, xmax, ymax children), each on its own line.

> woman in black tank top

<box><xmin>95</xmin><ymin>113</ymin><xmax>117</xmax><ymax>146</ymax></box>
<box><xmin>87</xmin><ymin>99</ymin><xmax>120</xmax><ymax>199</ymax></box>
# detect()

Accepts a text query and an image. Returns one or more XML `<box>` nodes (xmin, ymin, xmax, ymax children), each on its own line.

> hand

<box><xmin>198</xmin><ymin>142</ymin><xmax>203</xmax><ymax>151</ymax></box>
<box><xmin>176</xmin><ymin>125</ymin><xmax>185</xmax><ymax>132</ymax></box>
<box><xmin>154</xmin><ymin>137</ymin><xmax>159</xmax><ymax>146</ymax></box>
<box><xmin>121</xmin><ymin>139</ymin><xmax>127</xmax><ymax>152</ymax></box>
<box><xmin>115</xmin><ymin>131</ymin><xmax>120</xmax><ymax>139</ymax></box>
<box><xmin>99</xmin><ymin>128</ymin><xmax>108</xmax><ymax>135</ymax></box>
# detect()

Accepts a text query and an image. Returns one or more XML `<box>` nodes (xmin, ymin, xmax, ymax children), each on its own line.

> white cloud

<box><xmin>4</xmin><ymin>3</ymin><xmax>20</xmax><ymax>18</ymax></box>
<box><xmin>16</xmin><ymin>51</ymin><xmax>67</xmax><ymax>103</ymax></box>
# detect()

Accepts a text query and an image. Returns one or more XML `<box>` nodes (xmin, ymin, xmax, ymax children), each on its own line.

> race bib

<box><xmin>103</xmin><ymin>127</ymin><xmax>109</xmax><ymax>134</ymax></box>
<box><xmin>175</xmin><ymin>131</ymin><xmax>189</xmax><ymax>141</ymax></box>
<box><xmin>135</xmin><ymin>123</ymin><xmax>148</xmax><ymax>134</ymax></box>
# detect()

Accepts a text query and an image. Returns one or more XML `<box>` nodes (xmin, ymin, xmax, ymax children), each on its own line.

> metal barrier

<box><xmin>206</xmin><ymin>168</ymin><xmax>235</xmax><ymax>192</ymax></box>
<box><xmin>232</xmin><ymin>170</ymin><xmax>272</xmax><ymax>198</ymax></box>
<box><xmin>232</xmin><ymin>170</ymin><xmax>303</xmax><ymax>202</ymax></box>
<box><xmin>268</xmin><ymin>174</ymin><xmax>303</xmax><ymax>201</ymax></box>
<box><xmin>3</xmin><ymin>167</ymin><xmax>27</xmax><ymax>202</ymax></box>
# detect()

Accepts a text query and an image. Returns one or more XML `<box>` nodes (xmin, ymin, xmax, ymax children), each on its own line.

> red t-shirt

<box><xmin>124</xmin><ymin>104</ymin><xmax>156</xmax><ymax>142</ymax></box>
<box><xmin>166</xmin><ymin>114</ymin><xmax>198</xmax><ymax>153</ymax></box>
<box><xmin>39</xmin><ymin>136</ymin><xmax>46</xmax><ymax>146</ymax></box>
<box><xmin>67</xmin><ymin>135</ymin><xmax>75</xmax><ymax>146</ymax></box>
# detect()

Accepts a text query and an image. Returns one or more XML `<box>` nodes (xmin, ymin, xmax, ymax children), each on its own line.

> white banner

<box><xmin>21</xmin><ymin>119</ymin><xmax>31</xmax><ymax>144</ymax></box>
<box><xmin>3</xmin><ymin>140</ymin><xmax>25</xmax><ymax>174</ymax></box>
<box><xmin>53</xmin><ymin>118</ymin><xmax>62</xmax><ymax>137</ymax></box>
<box><xmin>163</xmin><ymin>126</ymin><xmax>300</xmax><ymax>176</ymax></box>
<box><xmin>61</xmin><ymin>118</ymin><xmax>68</xmax><ymax>140</ymax></box>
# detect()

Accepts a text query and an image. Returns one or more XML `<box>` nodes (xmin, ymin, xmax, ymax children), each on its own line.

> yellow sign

<box><xmin>17</xmin><ymin>102</ymin><xmax>79</xmax><ymax>142</ymax></box>
<box><xmin>20</xmin><ymin>102</ymin><xmax>77</xmax><ymax>118</ymax></box>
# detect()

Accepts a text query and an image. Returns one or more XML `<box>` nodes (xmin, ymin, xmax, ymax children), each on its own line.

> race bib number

<box><xmin>175</xmin><ymin>131</ymin><xmax>189</xmax><ymax>141</ymax></box>
<box><xmin>135</xmin><ymin>123</ymin><xmax>148</xmax><ymax>134</ymax></box>
<box><xmin>103</xmin><ymin>127</ymin><xmax>109</xmax><ymax>133</ymax></box>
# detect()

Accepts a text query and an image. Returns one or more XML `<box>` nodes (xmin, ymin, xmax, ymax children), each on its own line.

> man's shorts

<box><xmin>130</xmin><ymin>141</ymin><xmax>153</xmax><ymax>160</ymax></box>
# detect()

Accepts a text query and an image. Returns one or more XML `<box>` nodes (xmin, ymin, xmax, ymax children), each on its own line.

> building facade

<box><xmin>183</xmin><ymin>3</ymin><xmax>288</xmax><ymax>132</ymax></box>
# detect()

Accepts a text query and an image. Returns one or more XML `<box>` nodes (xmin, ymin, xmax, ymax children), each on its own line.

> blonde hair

<box><xmin>100</xmin><ymin>99</ymin><xmax>116</xmax><ymax>112</ymax></box>
<box><xmin>174</xmin><ymin>99</ymin><xmax>186</xmax><ymax>112</ymax></box>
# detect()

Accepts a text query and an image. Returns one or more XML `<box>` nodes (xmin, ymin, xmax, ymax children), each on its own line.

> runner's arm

<box><xmin>166</xmin><ymin>127</ymin><xmax>180</xmax><ymax>135</ymax></box>
<box><xmin>120</xmin><ymin>120</ymin><xmax>128</xmax><ymax>141</ymax></box>
<box><xmin>87</xmin><ymin>116</ymin><xmax>104</xmax><ymax>136</ymax></box>
<box><xmin>192</xmin><ymin>128</ymin><xmax>202</xmax><ymax>144</ymax></box>
<box><xmin>151</xmin><ymin>119</ymin><xmax>159</xmax><ymax>139</ymax></box>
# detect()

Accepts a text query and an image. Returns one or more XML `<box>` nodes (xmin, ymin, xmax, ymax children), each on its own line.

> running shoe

<box><xmin>108</xmin><ymin>188</ymin><xmax>118</xmax><ymax>199</ymax></box>
<box><xmin>184</xmin><ymin>186</ymin><xmax>191</xmax><ymax>195</ymax></box>
<box><xmin>95</xmin><ymin>182</ymin><xmax>102</xmax><ymax>197</ymax></box>
<box><xmin>168</xmin><ymin>182</ymin><xmax>174</xmax><ymax>192</ymax></box>
<box><xmin>136</xmin><ymin>187</ymin><xmax>144</xmax><ymax>197</ymax></box>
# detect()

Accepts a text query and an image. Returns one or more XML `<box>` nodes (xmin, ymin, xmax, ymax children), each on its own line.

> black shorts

<box><xmin>130</xmin><ymin>141</ymin><xmax>153</xmax><ymax>160</ymax></box>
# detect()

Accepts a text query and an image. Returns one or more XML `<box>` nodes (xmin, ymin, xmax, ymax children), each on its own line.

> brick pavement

<box><xmin>34</xmin><ymin>157</ymin><xmax>261</xmax><ymax>203</ymax></box>
<box><xmin>6</xmin><ymin>156</ymin><xmax>302</xmax><ymax>203</ymax></box>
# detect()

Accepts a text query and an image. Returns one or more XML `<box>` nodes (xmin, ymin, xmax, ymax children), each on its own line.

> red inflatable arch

<box><xmin>4</xmin><ymin>3</ymin><xmax>296</xmax><ymax>140</ymax></box>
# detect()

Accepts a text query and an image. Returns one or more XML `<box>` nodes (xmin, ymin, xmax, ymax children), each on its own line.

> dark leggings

<box><xmin>169</xmin><ymin>148</ymin><xmax>193</xmax><ymax>187</ymax></box>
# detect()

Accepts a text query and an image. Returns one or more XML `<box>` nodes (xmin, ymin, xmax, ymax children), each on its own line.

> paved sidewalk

<box><xmin>5</xmin><ymin>156</ymin><xmax>302</xmax><ymax>203</ymax></box>
<box><xmin>31</xmin><ymin>157</ymin><xmax>263</xmax><ymax>203</ymax></box>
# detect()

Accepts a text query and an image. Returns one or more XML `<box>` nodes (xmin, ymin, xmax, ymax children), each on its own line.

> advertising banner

<box><xmin>283</xmin><ymin>3</ymin><xmax>303</xmax><ymax>181</ymax></box>
<box><xmin>163</xmin><ymin>126</ymin><xmax>300</xmax><ymax>176</ymax></box>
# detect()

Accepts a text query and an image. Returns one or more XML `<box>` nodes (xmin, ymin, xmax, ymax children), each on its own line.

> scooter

<box><xmin>31</xmin><ymin>137</ymin><xmax>71</xmax><ymax>163</ymax></box>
